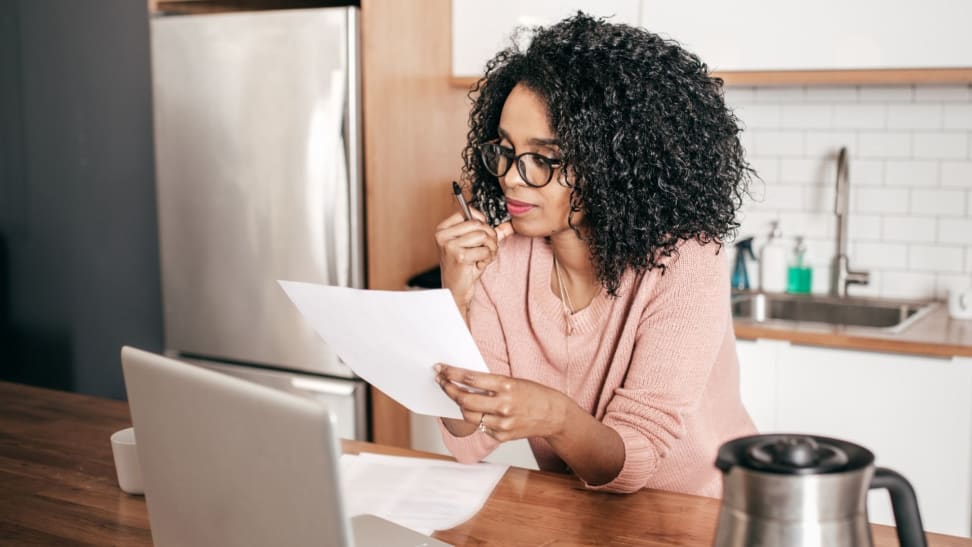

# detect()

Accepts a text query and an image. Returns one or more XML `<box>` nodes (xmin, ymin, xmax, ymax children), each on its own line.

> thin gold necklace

<box><xmin>553</xmin><ymin>254</ymin><xmax>575</xmax><ymax>336</ymax></box>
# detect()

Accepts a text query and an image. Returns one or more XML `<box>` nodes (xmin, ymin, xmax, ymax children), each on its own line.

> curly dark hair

<box><xmin>462</xmin><ymin>12</ymin><xmax>752</xmax><ymax>296</ymax></box>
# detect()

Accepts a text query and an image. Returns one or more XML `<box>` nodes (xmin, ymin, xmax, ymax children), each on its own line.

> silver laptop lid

<box><xmin>121</xmin><ymin>346</ymin><xmax>351</xmax><ymax>547</ymax></box>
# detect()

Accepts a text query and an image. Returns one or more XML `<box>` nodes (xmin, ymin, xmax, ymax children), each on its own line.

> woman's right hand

<box><xmin>434</xmin><ymin>209</ymin><xmax>512</xmax><ymax>322</ymax></box>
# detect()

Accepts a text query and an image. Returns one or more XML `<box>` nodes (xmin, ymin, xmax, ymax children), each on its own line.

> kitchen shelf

<box><xmin>450</xmin><ymin>68</ymin><xmax>972</xmax><ymax>89</ymax></box>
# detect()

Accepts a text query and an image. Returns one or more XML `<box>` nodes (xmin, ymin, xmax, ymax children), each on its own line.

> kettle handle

<box><xmin>870</xmin><ymin>467</ymin><xmax>928</xmax><ymax>547</ymax></box>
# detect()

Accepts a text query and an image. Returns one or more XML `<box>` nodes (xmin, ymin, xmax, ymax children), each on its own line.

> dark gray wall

<box><xmin>0</xmin><ymin>0</ymin><xmax>163</xmax><ymax>399</ymax></box>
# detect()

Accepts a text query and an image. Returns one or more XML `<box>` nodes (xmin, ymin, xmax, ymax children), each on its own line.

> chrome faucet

<box><xmin>831</xmin><ymin>147</ymin><xmax>870</xmax><ymax>297</ymax></box>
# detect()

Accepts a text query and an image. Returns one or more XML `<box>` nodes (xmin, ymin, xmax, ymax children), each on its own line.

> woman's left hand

<box><xmin>435</xmin><ymin>364</ymin><xmax>570</xmax><ymax>442</ymax></box>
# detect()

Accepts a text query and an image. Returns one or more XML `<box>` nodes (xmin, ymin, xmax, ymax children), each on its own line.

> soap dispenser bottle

<box><xmin>731</xmin><ymin>237</ymin><xmax>756</xmax><ymax>291</ymax></box>
<box><xmin>786</xmin><ymin>236</ymin><xmax>813</xmax><ymax>294</ymax></box>
<box><xmin>759</xmin><ymin>221</ymin><xmax>787</xmax><ymax>293</ymax></box>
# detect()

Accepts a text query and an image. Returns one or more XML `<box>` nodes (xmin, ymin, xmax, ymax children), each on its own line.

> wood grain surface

<box><xmin>734</xmin><ymin>304</ymin><xmax>972</xmax><ymax>359</ymax></box>
<box><xmin>450</xmin><ymin>68</ymin><xmax>972</xmax><ymax>89</ymax></box>
<box><xmin>2</xmin><ymin>381</ymin><xmax>969</xmax><ymax>546</ymax></box>
<box><xmin>360</xmin><ymin>0</ymin><xmax>471</xmax><ymax>447</ymax></box>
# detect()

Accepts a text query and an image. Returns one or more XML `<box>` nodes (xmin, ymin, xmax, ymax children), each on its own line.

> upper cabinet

<box><xmin>452</xmin><ymin>0</ymin><xmax>972</xmax><ymax>86</ymax></box>
<box><xmin>641</xmin><ymin>0</ymin><xmax>972</xmax><ymax>75</ymax></box>
<box><xmin>451</xmin><ymin>0</ymin><xmax>640</xmax><ymax>81</ymax></box>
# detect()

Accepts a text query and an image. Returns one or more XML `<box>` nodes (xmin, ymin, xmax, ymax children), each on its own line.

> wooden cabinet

<box><xmin>737</xmin><ymin>339</ymin><xmax>972</xmax><ymax>537</ymax></box>
<box><xmin>360</xmin><ymin>0</ymin><xmax>476</xmax><ymax>447</ymax></box>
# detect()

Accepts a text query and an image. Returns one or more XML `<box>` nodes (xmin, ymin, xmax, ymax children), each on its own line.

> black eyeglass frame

<box><xmin>476</xmin><ymin>142</ymin><xmax>567</xmax><ymax>188</ymax></box>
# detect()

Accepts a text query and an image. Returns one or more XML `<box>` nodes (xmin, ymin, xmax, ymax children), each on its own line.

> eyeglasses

<box><xmin>477</xmin><ymin>142</ymin><xmax>564</xmax><ymax>188</ymax></box>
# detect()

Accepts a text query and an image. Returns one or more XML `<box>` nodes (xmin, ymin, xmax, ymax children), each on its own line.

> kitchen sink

<box><xmin>731</xmin><ymin>292</ymin><xmax>937</xmax><ymax>332</ymax></box>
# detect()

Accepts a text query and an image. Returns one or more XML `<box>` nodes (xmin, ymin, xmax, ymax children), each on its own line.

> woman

<box><xmin>433</xmin><ymin>13</ymin><xmax>756</xmax><ymax>497</ymax></box>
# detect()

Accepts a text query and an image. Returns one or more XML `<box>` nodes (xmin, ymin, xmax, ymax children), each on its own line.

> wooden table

<box><xmin>1</xmin><ymin>380</ymin><xmax>969</xmax><ymax>546</ymax></box>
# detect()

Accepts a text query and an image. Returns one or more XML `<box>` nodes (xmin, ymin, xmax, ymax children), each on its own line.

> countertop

<box><xmin>1</xmin><ymin>380</ymin><xmax>971</xmax><ymax>546</ymax></box>
<box><xmin>734</xmin><ymin>302</ymin><xmax>972</xmax><ymax>359</ymax></box>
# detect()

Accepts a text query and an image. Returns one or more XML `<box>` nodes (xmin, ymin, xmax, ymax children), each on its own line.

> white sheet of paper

<box><xmin>278</xmin><ymin>281</ymin><xmax>489</xmax><ymax>419</ymax></box>
<box><xmin>341</xmin><ymin>453</ymin><xmax>508</xmax><ymax>535</ymax></box>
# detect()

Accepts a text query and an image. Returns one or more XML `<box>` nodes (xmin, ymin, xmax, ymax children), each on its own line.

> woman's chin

<box><xmin>509</xmin><ymin>217</ymin><xmax>547</xmax><ymax>237</ymax></box>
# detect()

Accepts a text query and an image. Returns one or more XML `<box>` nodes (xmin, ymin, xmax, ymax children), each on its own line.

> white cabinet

<box><xmin>452</xmin><ymin>1</ymin><xmax>972</xmax><ymax>80</ymax></box>
<box><xmin>451</xmin><ymin>0</ymin><xmax>641</xmax><ymax>79</ymax></box>
<box><xmin>735</xmin><ymin>338</ymin><xmax>786</xmax><ymax>432</ymax></box>
<box><xmin>753</xmin><ymin>342</ymin><xmax>972</xmax><ymax>538</ymax></box>
<box><xmin>640</xmin><ymin>0</ymin><xmax>972</xmax><ymax>72</ymax></box>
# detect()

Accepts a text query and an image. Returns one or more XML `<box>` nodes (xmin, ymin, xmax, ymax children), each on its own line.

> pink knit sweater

<box><xmin>439</xmin><ymin>234</ymin><xmax>756</xmax><ymax>497</ymax></box>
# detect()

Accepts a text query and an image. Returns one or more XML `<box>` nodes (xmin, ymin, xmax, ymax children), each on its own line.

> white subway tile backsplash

<box><xmin>855</xmin><ymin>188</ymin><xmax>909</xmax><ymax>214</ymax></box>
<box><xmin>736</xmin><ymin>209</ymin><xmax>779</xmax><ymax>239</ymax></box>
<box><xmin>803</xmin><ymin>238</ymin><xmax>836</xmax><ymax>267</ymax></box>
<box><xmin>745</xmin><ymin>179</ymin><xmax>770</xmax><ymax>205</ymax></box>
<box><xmin>735</xmin><ymin>84</ymin><xmax>971</xmax><ymax>293</ymax></box>
<box><xmin>832</xmin><ymin>104</ymin><xmax>886</xmax><ymax>129</ymax></box>
<box><xmin>804</xmin><ymin>132</ymin><xmax>856</xmax><ymax>159</ymax></box>
<box><xmin>941</xmin><ymin>162</ymin><xmax>972</xmax><ymax>188</ymax></box>
<box><xmin>755</xmin><ymin>86</ymin><xmax>806</xmax><ymax>102</ymax></box>
<box><xmin>936</xmin><ymin>273</ymin><xmax>972</xmax><ymax>299</ymax></box>
<box><xmin>885</xmin><ymin>160</ymin><xmax>937</xmax><ymax>187</ymax></box>
<box><xmin>748</xmin><ymin>157</ymin><xmax>781</xmax><ymax>182</ymax></box>
<box><xmin>858</xmin><ymin>132</ymin><xmax>911</xmax><ymax>159</ymax></box>
<box><xmin>782</xmin><ymin>105</ymin><xmax>832</xmax><ymax>129</ymax></box>
<box><xmin>912</xmin><ymin>189</ymin><xmax>965</xmax><ymax>217</ymax></box>
<box><xmin>914</xmin><ymin>85</ymin><xmax>972</xmax><ymax>102</ymax></box>
<box><xmin>887</xmin><ymin>104</ymin><xmax>943</xmax><ymax>129</ymax></box>
<box><xmin>882</xmin><ymin>216</ymin><xmax>937</xmax><ymax>243</ymax></box>
<box><xmin>851</xmin><ymin>160</ymin><xmax>884</xmax><ymax>186</ymax></box>
<box><xmin>880</xmin><ymin>271</ymin><xmax>936</xmax><ymax>299</ymax></box>
<box><xmin>939</xmin><ymin>219</ymin><xmax>972</xmax><ymax>244</ymax></box>
<box><xmin>805</xmin><ymin>86</ymin><xmax>858</xmax><ymax>102</ymax></box>
<box><xmin>780</xmin><ymin>158</ymin><xmax>829</xmax><ymax>184</ymax></box>
<box><xmin>803</xmin><ymin>184</ymin><xmax>836</xmax><ymax>213</ymax></box>
<box><xmin>846</xmin><ymin>214</ymin><xmax>882</xmax><ymax>241</ymax></box>
<box><xmin>944</xmin><ymin>104</ymin><xmax>972</xmax><ymax>130</ymax></box>
<box><xmin>913</xmin><ymin>133</ymin><xmax>969</xmax><ymax>159</ymax></box>
<box><xmin>735</xmin><ymin>104</ymin><xmax>781</xmax><ymax>129</ymax></box>
<box><xmin>723</xmin><ymin>87</ymin><xmax>756</xmax><ymax>106</ymax></box>
<box><xmin>761</xmin><ymin>184</ymin><xmax>805</xmax><ymax>211</ymax></box>
<box><xmin>782</xmin><ymin>212</ymin><xmax>834</xmax><ymax>239</ymax></box>
<box><xmin>753</xmin><ymin>131</ymin><xmax>804</xmax><ymax>156</ymax></box>
<box><xmin>858</xmin><ymin>85</ymin><xmax>913</xmax><ymax>102</ymax></box>
<box><xmin>853</xmin><ymin>242</ymin><xmax>908</xmax><ymax>269</ymax></box>
<box><xmin>907</xmin><ymin>245</ymin><xmax>965</xmax><ymax>273</ymax></box>
<box><xmin>739</xmin><ymin>130</ymin><xmax>755</xmax><ymax>157</ymax></box>
<box><xmin>811</xmin><ymin>264</ymin><xmax>835</xmax><ymax>294</ymax></box>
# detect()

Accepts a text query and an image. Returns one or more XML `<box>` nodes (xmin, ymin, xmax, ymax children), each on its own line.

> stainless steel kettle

<box><xmin>713</xmin><ymin>434</ymin><xmax>927</xmax><ymax>547</ymax></box>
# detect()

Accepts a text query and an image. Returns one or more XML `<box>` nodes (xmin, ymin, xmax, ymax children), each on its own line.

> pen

<box><xmin>452</xmin><ymin>181</ymin><xmax>473</xmax><ymax>221</ymax></box>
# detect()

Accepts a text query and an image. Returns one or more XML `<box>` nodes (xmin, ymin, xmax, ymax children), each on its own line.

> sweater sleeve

<box><xmin>585</xmin><ymin>243</ymin><xmax>731</xmax><ymax>493</ymax></box>
<box><xmin>438</xmin><ymin>276</ymin><xmax>510</xmax><ymax>463</ymax></box>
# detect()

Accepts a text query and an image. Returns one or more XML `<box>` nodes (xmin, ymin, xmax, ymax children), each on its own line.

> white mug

<box><xmin>110</xmin><ymin>427</ymin><xmax>144</xmax><ymax>495</ymax></box>
<box><xmin>948</xmin><ymin>288</ymin><xmax>972</xmax><ymax>320</ymax></box>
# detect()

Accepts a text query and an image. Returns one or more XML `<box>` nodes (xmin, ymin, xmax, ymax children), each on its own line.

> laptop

<box><xmin>121</xmin><ymin>346</ymin><xmax>451</xmax><ymax>547</ymax></box>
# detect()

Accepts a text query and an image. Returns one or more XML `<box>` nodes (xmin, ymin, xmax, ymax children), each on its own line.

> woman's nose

<box><xmin>502</xmin><ymin>161</ymin><xmax>527</xmax><ymax>189</ymax></box>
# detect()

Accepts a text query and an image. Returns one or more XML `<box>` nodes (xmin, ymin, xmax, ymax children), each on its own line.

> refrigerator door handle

<box><xmin>291</xmin><ymin>376</ymin><xmax>356</xmax><ymax>397</ymax></box>
<box><xmin>345</xmin><ymin>7</ymin><xmax>365</xmax><ymax>290</ymax></box>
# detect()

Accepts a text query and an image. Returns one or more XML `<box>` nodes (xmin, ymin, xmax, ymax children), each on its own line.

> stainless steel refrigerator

<box><xmin>150</xmin><ymin>5</ymin><xmax>368</xmax><ymax>440</ymax></box>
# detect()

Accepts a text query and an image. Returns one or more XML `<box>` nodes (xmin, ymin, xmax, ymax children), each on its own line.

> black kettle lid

<box><xmin>716</xmin><ymin>434</ymin><xmax>875</xmax><ymax>475</ymax></box>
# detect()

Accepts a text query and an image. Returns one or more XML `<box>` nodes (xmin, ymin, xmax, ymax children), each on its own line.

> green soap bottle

<box><xmin>786</xmin><ymin>236</ymin><xmax>813</xmax><ymax>294</ymax></box>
